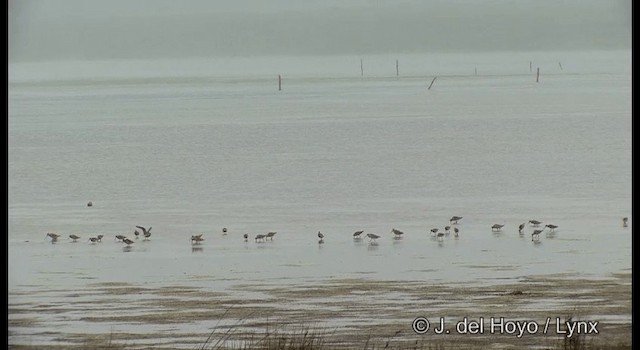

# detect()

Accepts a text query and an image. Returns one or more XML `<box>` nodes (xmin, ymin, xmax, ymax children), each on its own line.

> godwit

<box><xmin>69</xmin><ymin>234</ymin><xmax>80</xmax><ymax>242</ymax></box>
<box><xmin>353</xmin><ymin>230</ymin><xmax>364</xmax><ymax>239</ymax></box>
<box><xmin>366</xmin><ymin>233</ymin><xmax>380</xmax><ymax>242</ymax></box>
<box><xmin>46</xmin><ymin>233</ymin><xmax>60</xmax><ymax>241</ymax></box>
<box><xmin>491</xmin><ymin>224</ymin><xmax>504</xmax><ymax>232</ymax></box>
<box><xmin>391</xmin><ymin>228</ymin><xmax>404</xmax><ymax>239</ymax></box>
<box><xmin>255</xmin><ymin>234</ymin><xmax>266</xmax><ymax>242</ymax></box>
<box><xmin>529</xmin><ymin>220</ymin><xmax>542</xmax><ymax>227</ymax></box>
<box><xmin>531</xmin><ymin>229</ymin><xmax>543</xmax><ymax>241</ymax></box>
<box><xmin>545</xmin><ymin>224</ymin><xmax>558</xmax><ymax>232</ymax></box>
<box><xmin>623</xmin><ymin>217</ymin><xmax>629</xmax><ymax>227</ymax></box>
<box><xmin>450</xmin><ymin>216</ymin><xmax>463</xmax><ymax>224</ymax></box>
<box><xmin>266</xmin><ymin>232</ymin><xmax>277</xmax><ymax>240</ymax></box>
<box><xmin>518</xmin><ymin>223</ymin><xmax>525</xmax><ymax>234</ymax></box>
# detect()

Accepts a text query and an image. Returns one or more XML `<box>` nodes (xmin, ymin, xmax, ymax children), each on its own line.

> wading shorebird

<box><xmin>430</xmin><ymin>228</ymin><xmax>439</xmax><ymax>236</ymax></box>
<box><xmin>545</xmin><ymin>224</ymin><xmax>558</xmax><ymax>232</ymax></box>
<box><xmin>436</xmin><ymin>231</ymin><xmax>445</xmax><ymax>241</ymax></box>
<box><xmin>191</xmin><ymin>234</ymin><xmax>204</xmax><ymax>245</ymax></box>
<box><xmin>529</xmin><ymin>220</ymin><xmax>542</xmax><ymax>227</ymax></box>
<box><xmin>135</xmin><ymin>226</ymin><xmax>152</xmax><ymax>237</ymax></box>
<box><xmin>266</xmin><ymin>232</ymin><xmax>277</xmax><ymax>240</ymax></box>
<box><xmin>87</xmin><ymin>201</ymin><xmax>93</xmax><ymax>207</ymax></box>
<box><xmin>353</xmin><ymin>230</ymin><xmax>364</xmax><ymax>239</ymax></box>
<box><xmin>115</xmin><ymin>234</ymin><xmax>126</xmax><ymax>242</ymax></box>
<box><xmin>122</xmin><ymin>237</ymin><xmax>135</xmax><ymax>246</ymax></box>
<box><xmin>255</xmin><ymin>234</ymin><xmax>266</xmax><ymax>243</ymax></box>
<box><xmin>444</xmin><ymin>226</ymin><xmax>451</xmax><ymax>234</ymax></box>
<box><xmin>222</xmin><ymin>227</ymin><xmax>228</xmax><ymax>235</ymax></box>
<box><xmin>450</xmin><ymin>216</ymin><xmax>463</xmax><ymax>224</ymax></box>
<box><xmin>243</xmin><ymin>233</ymin><xmax>249</xmax><ymax>242</ymax></box>
<box><xmin>491</xmin><ymin>224</ymin><xmax>504</xmax><ymax>232</ymax></box>
<box><xmin>391</xmin><ymin>228</ymin><xmax>404</xmax><ymax>239</ymax></box>
<box><xmin>318</xmin><ymin>231</ymin><xmax>325</xmax><ymax>244</ymax></box>
<box><xmin>46</xmin><ymin>233</ymin><xmax>60</xmax><ymax>241</ymax></box>
<box><xmin>134</xmin><ymin>230</ymin><xmax>140</xmax><ymax>239</ymax></box>
<box><xmin>518</xmin><ymin>223</ymin><xmax>526</xmax><ymax>234</ymax></box>
<box><xmin>88</xmin><ymin>237</ymin><xmax>99</xmax><ymax>244</ymax></box>
<box><xmin>96</xmin><ymin>235</ymin><xmax>104</xmax><ymax>242</ymax></box>
<box><xmin>454</xmin><ymin>227</ymin><xmax>459</xmax><ymax>237</ymax></box>
<box><xmin>623</xmin><ymin>217</ymin><xmax>629</xmax><ymax>227</ymax></box>
<box><xmin>366</xmin><ymin>233</ymin><xmax>380</xmax><ymax>242</ymax></box>
<box><xmin>531</xmin><ymin>229</ymin><xmax>543</xmax><ymax>241</ymax></box>
<box><xmin>69</xmin><ymin>234</ymin><xmax>80</xmax><ymax>242</ymax></box>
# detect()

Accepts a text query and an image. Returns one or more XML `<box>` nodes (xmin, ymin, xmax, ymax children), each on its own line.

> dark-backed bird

<box><xmin>243</xmin><ymin>233</ymin><xmax>249</xmax><ymax>242</ymax></box>
<box><xmin>134</xmin><ymin>230</ymin><xmax>140</xmax><ymax>239</ymax></box>
<box><xmin>46</xmin><ymin>232</ymin><xmax>60</xmax><ymax>241</ymax></box>
<box><xmin>96</xmin><ymin>234</ymin><xmax>104</xmax><ymax>242</ymax></box>
<box><xmin>222</xmin><ymin>227</ymin><xmax>228</xmax><ymax>235</ymax></box>
<box><xmin>545</xmin><ymin>224</ymin><xmax>558</xmax><ymax>232</ymax></box>
<box><xmin>366</xmin><ymin>233</ymin><xmax>380</xmax><ymax>242</ymax></box>
<box><xmin>430</xmin><ymin>228</ymin><xmax>439</xmax><ymax>236</ymax></box>
<box><xmin>529</xmin><ymin>220</ymin><xmax>542</xmax><ymax>227</ymax></box>
<box><xmin>450</xmin><ymin>216</ymin><xmax>463</xmax><ymax>224</ymax></box>
<box><xmin>122</xmin><ymin>238</ymin><xmax>135</xmax><ymax>246</ymax></box>
<box><xmin>491</xmin><ymin>224</ymin><xmax>504</xmax><ymax>232</ymax></box>
<box><xmin>531</xmin><ymin>229</ymin><xmax>543</xmax><ymax>241</ymax></box>
<box><xmin>69</xmin><ymin>234</ymin><xmax>80</xmax><ymax>242</ymax></box>
<box><xmin>266</xmin><ymin>232</ymin><xmax>277</xmax><ymax>240</ymax></box>
<box><xmin>454</xmin><ymin>227</ymin><xmax>459</xmax><ymax>237</ymax></box>
<box><xmin>115</xmin><ymin>235</ymin><xmax>126</xmax><ymax>241</ymax></box>
<box><xmin>135</xmin><ymin>226</ymin><xmax>152</xmax><ymax>236</ymax></box>
<box><xmin>391</xmin><ymin>228</ymin><xmax>404</xmax><ymax>238</ymax></box>
<box><xmin>88</xmin><ymin>237</ymin><xmax>98</xmax><ymax>243</ymax></box>
<box><xmin>255</xmin><ymin>234</ymin><xmax>266</xmax><ymax>242</ymax></box>
<box><xmin>622</xmin><ymin>217</ymin><xmax>628</xmax><ymax>227</ymax></box>
<box><xmin>318</xmin><ymin>231</ymin><xmax>324</xmax><ymax>240</ymax></box>
<box><xmin>353</xmin><ymin>230</ymin><xmax>364</xmax><ymax>239</ymax></box>
<box><xmin>518</xmin><ymin>223</ymin><xmax>525</xmax><ymax>234</ymax></box>
<box><xmin>191</xmin><ymin>234</ymin><xmax>204</xmax><ymax>244</ymax></box>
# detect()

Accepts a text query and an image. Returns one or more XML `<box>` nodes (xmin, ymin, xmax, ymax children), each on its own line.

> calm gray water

<box><xmin>8</xmin><ymin>51</ymin><xmax>632</xmax><ymax>346</ymax></box>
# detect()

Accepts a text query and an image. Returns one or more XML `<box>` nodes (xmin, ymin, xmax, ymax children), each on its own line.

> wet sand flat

<box><xmin>8</xmin><ymin>272</ymin><xmax>631</xmax><ymax>349</ymax></box>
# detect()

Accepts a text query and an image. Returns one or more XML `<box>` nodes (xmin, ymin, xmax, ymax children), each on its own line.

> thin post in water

<box><xmin>536</xmin><ymin>68</ymin><xmax>540</xmax><ymax>83</ymax></box>
<box><xmin>558</xmin><ymin>62</ymin><xmax>563</xmax><ymax>70</ymax></box>
<box><xmin>530</xmin><ymin>61</ymin><xmax>532</xmax><ymax>72</ymax></box>
<box><xmin>278</xmin><ymin>75</ymin><xmax>282</xmax><ymax>91</ymax></box>
<box><xmin>360</xmin><ymin>58</ymin><xmax>364</xmax><ymax>77</ymax></box>
<box><xmin>428</xmin><ymin>76</ymin><xmax>437</xmax><ymax>90</ymax></box>
<box><xmin>396</xmin><ymin>59</ymin><xmax>399</xmax><ymax>76</ymax></box>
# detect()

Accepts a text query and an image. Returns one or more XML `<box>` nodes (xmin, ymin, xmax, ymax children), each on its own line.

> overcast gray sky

<box><xmin>8</xmin><ymin>0</ymin><xmax>631</xmax><ymax>62</ymax></box>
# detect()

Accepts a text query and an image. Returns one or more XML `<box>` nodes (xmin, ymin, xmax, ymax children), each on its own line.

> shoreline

<box><xmin>9</xmin><ymin>271</ymin><xmax>631</xmax><ymax>349</ymax></box>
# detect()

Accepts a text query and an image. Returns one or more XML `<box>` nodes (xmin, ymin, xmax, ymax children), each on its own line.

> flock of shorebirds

<box><xmin>43</xmin><ymin>217</ymin><xmax>631</xmax><ymax>247</ymax></box>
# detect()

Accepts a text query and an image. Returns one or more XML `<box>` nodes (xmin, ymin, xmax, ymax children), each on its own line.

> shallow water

<box><xmin>8</xmin><ymin>50</ymin><xmax>632</xmax><ymax>348</ymax></box>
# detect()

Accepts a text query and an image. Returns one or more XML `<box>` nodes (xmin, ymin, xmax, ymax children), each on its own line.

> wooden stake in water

<box><xmin>428</xmin><ymin>76</ymin><xmax>437</xmax><ymax>90</ymax></box>
<box><xmin>536</xmin><ymin>68</ymin><xmax>540</xmax><ymax>83</ymax></box>
<box><xmin>475</xmin><ymin>67</ymin><xmax>477</xmax><ymax>76</ymax></box>
<box><xmin>558</xmin><ymin>62</ymin><xmax>563</xmax><ymax>70</ymax></box>
<box><xmin>361</xmin><ymin>59</ymin><xmax>364</xmax><ymax>77</ymax></box>
<box><xmin>278</xmin><ymin>75</ymin><xmax>281</xmax><ymax>91</ymax></box>
<box><xmin>396</xmin><ymin>59</ymin><xmax>399</xmax><ymax>76</ymax></box>
<box><xmin>530</xmin><ymin>61</ymin><xmax>532</xmax><ymax>72</ymax></box>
